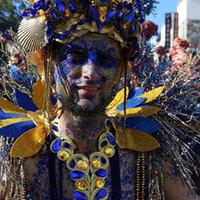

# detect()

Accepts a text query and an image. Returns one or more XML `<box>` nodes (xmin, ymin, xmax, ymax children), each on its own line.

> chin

<box><xmin>77</xmin><ymin>99</ymin><xmax>97</xmax><ymax>111</ymax></box>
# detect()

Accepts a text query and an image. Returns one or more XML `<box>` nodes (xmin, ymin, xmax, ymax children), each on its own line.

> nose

<box><xmin>82</xmin><ymin>62</ymin><xmax>100</xmax><ymax>81</ymax></box>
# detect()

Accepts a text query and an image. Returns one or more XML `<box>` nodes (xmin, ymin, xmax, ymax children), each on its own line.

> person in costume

<box><xmin>0</xmin><ymin>0</ymin><xmax>200</xmax><ymax>200</ymax></box>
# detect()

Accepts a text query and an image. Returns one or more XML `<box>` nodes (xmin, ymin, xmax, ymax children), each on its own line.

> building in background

<box><xmin>177</xmin><ymin>0</ymin><xmax>200</xmax><ymax>48</ymax></box>
<box><xmin>159</xmin><ymin>0</ymin><xmax>200</xmax><ymax>48</ymax></box>
<box><xmin>158</xmin><ymin>12</ymin><xmax>179</xmax><ymax>49</ymax></box>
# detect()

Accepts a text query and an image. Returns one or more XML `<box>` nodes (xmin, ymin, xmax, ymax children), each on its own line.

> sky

<box><xmin>147</xmin><ymin>0</ymin><xmax>179</xmax><ymax>30</ymax></box>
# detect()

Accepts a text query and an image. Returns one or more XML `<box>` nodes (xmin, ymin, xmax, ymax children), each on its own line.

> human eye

<box><xmin>69</xmin><ymin>51</ymin><xmax>87</xmax><ymax>65</ymax></box>
<box><xmin>98</xmin><ymin>53</ymin><xmax>120</xmax><ymax>68</ymax></box>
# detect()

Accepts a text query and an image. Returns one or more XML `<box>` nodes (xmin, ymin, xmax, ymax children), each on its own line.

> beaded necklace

<box><xmin>50</xmin><ymin>123</ymin><xmax>116</xmax><ymax>200</ymax></box>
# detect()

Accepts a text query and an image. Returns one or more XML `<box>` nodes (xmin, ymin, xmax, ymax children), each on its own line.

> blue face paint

<box><xmin>55</xmin><ymin>33</ymin><xmax>122</xmax><ymax>113</ymax></box>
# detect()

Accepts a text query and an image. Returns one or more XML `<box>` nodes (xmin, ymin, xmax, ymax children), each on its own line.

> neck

<box><xmin>58</xmin><ymin>109</ymin><xmax>106</xmax><ymax>155</ymax></box>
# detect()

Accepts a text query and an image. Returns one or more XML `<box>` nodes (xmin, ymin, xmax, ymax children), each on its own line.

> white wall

<box><xmin>187</xmin><ymin>0</ymin><xmax>200</xmax><ymax>20</ymax></box>
<box><xmin>177</xmin><ymin>0</ymin><xmax>188</xmax><ymax>39</ymax></box>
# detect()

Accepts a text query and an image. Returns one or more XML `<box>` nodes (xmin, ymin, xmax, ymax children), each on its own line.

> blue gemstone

<box><xmin>52</xmin><ymin>125</ymin><xmax>58</xmax><ymax>132</ymax></box>
<box><xmin>95</xmin><ymin>169</ymin><xmax>107</xmax><ymax>177</ymax></box>
<box><xmin>51</xmin><ymin>138</ymin><xmax>61</xmax><ymax>152</ymax></box>
<box><xmin>106</xmin><ymin>133</ymin><xmax>115</xmax><ymax>145</ymax></box>
<box><xmin>101</xmin><ymin>157</ymin><xmax>107</xmax><ymax>164</ymax></box>
<box><xmin>63</xmin><ymin>141</ymin><xmax>70</xmax><ymax>148</ymax></box>
<box><xmin>70</xmin><ymin>160</ymin><xmax>76</xmax><ymax>168</ymax></box>
<box><xmin>94</xmin><ymin>188</ymin><xmax>107</xmax><ymax>200</ymax></box>
<box><xmin>70</xmin><ymin>171</ymin><xmax>85</xmax><ymax>180</ymax></box>
<box><xmin>100</xmin><ymin>141</ymin><xmax>107</xmax><ymax>148</ymax></box>
<box><xmin>73</xmin><ymin>191</ymin><xmax>88</xmax><ymax>200</ymax></box>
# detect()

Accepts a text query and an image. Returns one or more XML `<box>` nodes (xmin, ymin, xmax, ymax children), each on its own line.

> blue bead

<box><xmin>95</xmin><ymin>169</ymin><xmax>107</xmax><ymax>177</ymax></box>
<box><xmin>106</xmin><ymin>133</ymin><xmax>115</xmax><ymax>145</ymax></box>
<box><xmin>63</xmin><ymin>141</ymin><xmax>70</xmax><ymax>148</ymax></box>
<box><xmin>51</xmin><ymin>138</ymin><xmax>61</xmax><ymax>152</ymax></box>
<box><xmin>101</xmin><ymin>157</ymin><xmax>107</xmax><ymax>164</ymax></box>
<box><xmin>70</xmin><ymin>170</ymin><xmax>86</xmax><ymax>180</ymax></box>
<box><xmin>100</xmin><ymin>141</ymin><xmax>107</xmax><ymax>148</ymax></box>
<box><xmin>73</xmin><ymin>191</ymin><xmax>88</xmax><ymax>200</ymax></box>
<box><xmin>94</xmin><ymin>188</ymin><xmax>107</xmax><ymax>200</ymax></box>
<box><xmin>70</xmin><ymin>160</ymin><xmax>76</xmax><ymax>168</ymax></box>
<box><xmin>52</xmin><ymin>125</ymin><xmax>58</xmax><ymax>132</ymax></box>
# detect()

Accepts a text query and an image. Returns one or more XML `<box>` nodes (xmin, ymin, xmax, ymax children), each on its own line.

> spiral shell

<box><xmin>17</xmin><ymin>17</ymin><xmax>47</xmax><ymax>52</ymax></box>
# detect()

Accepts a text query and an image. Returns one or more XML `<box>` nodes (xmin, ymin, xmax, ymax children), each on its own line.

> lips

<box><xmin>76</xmin><ymin>84</ymin><xmax>101</xmax><ymax>95</ymax></box>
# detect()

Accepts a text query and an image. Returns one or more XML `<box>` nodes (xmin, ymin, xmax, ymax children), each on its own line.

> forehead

<box><xmin>62</xmin><ymin>33</ymin><xmax>121</xmax><ymax>58</ymax></box>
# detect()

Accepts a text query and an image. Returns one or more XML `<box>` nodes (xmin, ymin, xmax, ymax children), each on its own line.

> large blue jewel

<box><xmin>51</xmin><ymin>138</ymin><xmax>61</xmax><ymax>152</ymax></box>
<box><xmin>106</xmin><ymin>133</ymin><xmax>115</xmax><ymax>145</ymax></box>
<box><xmin>73</xmin><ymin>191</ymin><xmax>88</xmax><ymax>200</ymax></box>
<box><xmin>95</xmin><ymin>169</ymin><xmax>107</xmax><ymax>177</ymax></box>
<box><xmin>70</xmin><ymin>170</ymin><xmax>86</xmax><ymax>180</ymax></box>
<box><xmin>94</xmin><ymin>188</ymin><xmax>107</xmax><ymax>200</ymax></box>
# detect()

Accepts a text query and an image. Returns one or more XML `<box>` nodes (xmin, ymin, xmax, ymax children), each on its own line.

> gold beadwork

<box><xmin>98</xmin><ymin>6</ymin><xmax>107</xmax><ymax>23</ymax></box>
<box><xmin>103</xmin><ymin>146</ymin><xmax>113</xmax><ymax>157</ymax></box>
<box><xmin>57</xmin><ymin>150</ymin><xmax>70</xmax><ymax>161</ymax></box>
<box><xmin>95</xmin><ymin>178</ymin><xmax>105</xmax><ymax>188</ymax></box>
<box><xmin>75</xmin><ymin>180</ymin><xmax>88</xmax><ymax>190</ymax></box>
<box><xmin>91</xmin><ymin>159</ymin><xmax>101</xmax><ymax>169</ymax></box>
<box><xmin>77</xmin><ymin>160</ymin><xmax>88</xmax><ymax>170</ymax></box>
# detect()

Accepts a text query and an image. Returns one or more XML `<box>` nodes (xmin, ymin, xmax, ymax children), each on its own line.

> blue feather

<box><xmin>117</xmin><ymin>97</ymin><xmax>146</xmax><ymax>110</ymax></box>
<box><xmin>121</xmin><ymin>117</ymin><xmax>160</xmax><ymax>133</ymax></box>
<box><xmin>0</xmin><ymin>109</ymin><xmax>25</xmax><ymax>120</ymax></box>
<box><xmin>0</xmin><ymin>121</ymin><xmax>36</xmax><ymax>138</ymax></box>
<box><xmin>15</xmin><ymin>90</ymin><xmax>38</xmax><ymax>112</ymax></box>
<box><xmin>105</xmin><ymin>10</ymin><xmax>116</xmax><ymax>22</ymax></box>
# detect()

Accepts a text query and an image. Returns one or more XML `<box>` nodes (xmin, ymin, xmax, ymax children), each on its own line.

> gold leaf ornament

<box><xmin>116</xmin><ymin>127</ymin><xmax>160</xmax><ymax>152</ymax></box>
<box><xmin>106</xmin><ymin>87</ymin><xmax>129</xmax><ymax>111</ymax></box>
<box><xmin>10</xmin><ymin>125</ymin><xmax>46</xmax><ymax>157</ymax></box>
<box><xmin>138</xmin><ymin>86</ymin><xmax>165</xmax><ymax>104</ymax></box>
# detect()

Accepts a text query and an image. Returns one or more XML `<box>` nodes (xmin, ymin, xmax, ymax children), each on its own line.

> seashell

<box><xmin>17</xmin><ymin>17</ymin><xmax>47</xmax><ymax>52</ymax></box>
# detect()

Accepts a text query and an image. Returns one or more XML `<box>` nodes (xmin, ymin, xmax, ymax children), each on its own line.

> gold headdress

<box><xmin>18</xmin><ymin>0</ymin><xmax>144</xmax><ymax>52</ymax></box>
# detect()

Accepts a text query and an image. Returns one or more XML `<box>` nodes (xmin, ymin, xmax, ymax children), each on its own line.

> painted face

<box><xmin>54</xmin><ymin>33</ymin><xmax>122</xmax><ymax>114</ymax></box>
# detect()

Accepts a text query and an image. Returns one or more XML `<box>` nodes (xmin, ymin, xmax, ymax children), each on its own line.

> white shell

<box><xmin>17</xmin><ymin>17</ymin><xmax>47</xmax><ymax>52</ymax></box>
